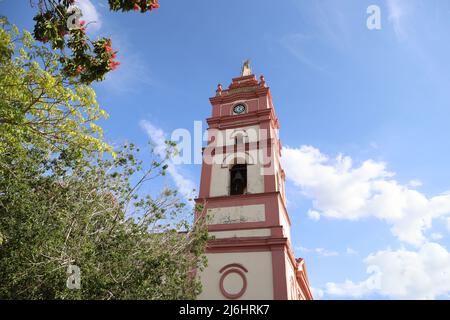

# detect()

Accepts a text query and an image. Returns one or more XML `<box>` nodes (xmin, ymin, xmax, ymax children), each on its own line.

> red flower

<box><xmin>133</xmin><ymin>3</ymin><xmax>140</xmax><ymax>11</ymax></box>
<box><xmin>105</xmin><ymin>45</ymin><xmax>112</xmax><ymax>52</ymax></box>
<box><xmin>109</xmin><ymin>60</ymin><xmax>120</xmax><ymax>70</ymax></box>
<box><xmin>79</xmin><ymin>20</ymin><xmax>86</xmax><ymax>26</ymax></box>
<box><xmin>111</xmin><ymin>52</ymin><xmax>117</xmax><ymax>59</ymax></box>
<box><xmin>76</xmin><ymin>65</ymin><xmax>84</xmax><ymax>74</ymax></box>
<box><xmin>149</xmin><ymin>0</ymin><xmax>160</xmax><ymax>10</ymax></box>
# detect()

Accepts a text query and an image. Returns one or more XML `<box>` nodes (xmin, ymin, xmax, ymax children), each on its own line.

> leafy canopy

<box><xmin>0</xmin><ymin>17</ymin><xmax>111</xmax><ymax>155</ymax></box>
<box><xmin>0</xmin><ymin>142</ymin><xmax>208</xmax><ymax>299</ymax></box>
<box><xmin>31</xmin><ymin>0</ymin><xmax>160</xmax><ymax>83</ymax></box>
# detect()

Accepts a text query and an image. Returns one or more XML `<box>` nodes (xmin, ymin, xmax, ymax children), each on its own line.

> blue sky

<box><xmin>3</xmin><ymin>0</ymin><xmax>450</xmax><ymax>299</ymax></box>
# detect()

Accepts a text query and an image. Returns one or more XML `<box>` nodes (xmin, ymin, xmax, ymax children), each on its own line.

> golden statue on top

<box><xmin>241</xmin><ymin>59</ymin><xmax>252</xmax><ymax>76</ymax></box>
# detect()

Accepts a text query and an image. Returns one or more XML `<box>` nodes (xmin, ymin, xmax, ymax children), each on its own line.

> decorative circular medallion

<box><xmin>233</xmin><ymin>104</ymin><xmax>246</xmax><ymax>115</ymax></box>
<box><xmin>219</xmin><ymin>268</ymin><xmax>247</xmax><ymax>299</ymax></box>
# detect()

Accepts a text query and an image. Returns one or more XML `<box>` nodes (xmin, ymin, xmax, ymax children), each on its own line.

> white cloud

<box><xmin>408</xmin><ymin>179</ymin><xmax>423</xmax><ymax>188</ymax></box>
<box><xmin>325</xmin><ymin>242</ymin><xmax>450</xmax><ymax>299</ymax></box>
<box><xmin>325</xmin><ymin>278</ymin><xmax>372</xmax><ymax>298</ymax></box>
<box><xmin>430</xmin><ymin>233</ymin><xmax>444</xmax><ymax>241</ymax></box>
<box><xmin>297</xmin><ymin>246</ymin><xmax>339</xmax><ymax>257</ymax></box>
<box><xmin>316</xmin><ymin>248</ymin><xmax>339</xmax><ymax>257</ymax></box>
<box><xmin>346</xmin><ymin>248</ymin><xmax>358</xmax><ymax>255</ymax></box>
<box><xmin>311</xmin><ymin>287</ymin><xmax>324</xmax><ymax>300</ymax></box>
<box><xmin>76</xmin><ymin>0</ymin><xmax>102</xmax><ymax>31</ymax></box>
<box><xmin>386</xmin><ymin>0</ymin><xmax>412</xmax><ymax>40</ymax></box>
<box><xmin>282</xmin><ymin>145</ymin><xmax>450</xmax><ymax>246</ymax></box>
<box><xmin>307</xmin><ymin>209</ymin><xmax>321</xmax><ymax>221</ymax></box>
<box><xmin>140</xmin><ymin>120</ymin><xmax>196</xmax><ymax>202</ymax></box>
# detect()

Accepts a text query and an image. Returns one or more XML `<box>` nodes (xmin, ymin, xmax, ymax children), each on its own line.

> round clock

<box><xmin>233</xmin><ymin>104</ymin><xmax>246</xmax><ymax>115</ymax></box>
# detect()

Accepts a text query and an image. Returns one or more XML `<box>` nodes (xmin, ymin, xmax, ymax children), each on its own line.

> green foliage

<box><xmin>0</xmin><ymin>18</ymin><xmax>111</xmax><ymax>155</ymax></box>
<box><xmin>0</xmin><ymin>142</ymin><xmax>208</xmax><ymax>299</ymax></box>
<box><xmin>109</xmin><ymin>0</ymin><xmax>160</xmax><ymax>12</ymax></box>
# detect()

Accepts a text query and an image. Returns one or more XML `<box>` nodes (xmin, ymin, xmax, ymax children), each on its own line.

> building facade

<box><xmin>195</xmin><ymin>64</ymin><xmax>313</xmax><ymax>300</ymax></box>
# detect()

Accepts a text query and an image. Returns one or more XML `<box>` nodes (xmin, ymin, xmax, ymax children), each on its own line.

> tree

<box><xmin>0</xmin><ymin>20</ymin><xmax>208</xmax><ymax>299</ymax></box>
<box><xmin>0</xmin><ymin>17</ymin><xmax>111</xmax><ymax>155</ymax></box>
<box><xmin>0</xmin><ymin>142</ymin><xmax>208</xmax><ymax>299</ymax></box>
<box><xmin>30</xmin><ymin>0</ymin><xmax>160</xmax><ymax>84</ymax></box>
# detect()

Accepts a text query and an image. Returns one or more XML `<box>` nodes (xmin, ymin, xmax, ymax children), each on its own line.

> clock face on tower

<box><xmin>233</xmin><ymin>104</ymin><xmax>246</xmax><ymax>115</ymax></box>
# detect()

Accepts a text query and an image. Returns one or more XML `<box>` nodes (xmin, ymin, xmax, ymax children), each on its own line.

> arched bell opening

<box><xmin>229</xmin><ymin>164</ymin><xmax>247</xmax><ymax>195</ymax></box>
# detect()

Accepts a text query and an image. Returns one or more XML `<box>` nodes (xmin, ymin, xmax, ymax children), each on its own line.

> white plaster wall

<box><xmin>198</xmin><ymin>252</ymin><xmax>274</xmax><ymax>300</ymax></box>
<box><xmin>210</xmin><ymin>162</ymin><xmax>229</xmax><ymax>197</ymax></box>
<box><xmin>247</xmin><ymin>163</ymin><xmax>264</xmax><ymax>194</ymax></box>
<box><xmin>207</xmin><ymin>204</ymin><xmax>265</xmax><ymax>225</ymax></box>
<box><xmin>278</xmin><ymin>198</ymin><xmax>291</xmax><ymax>240</ymax></box>
<box><xmin>285</xmin><ymin>254</ymin><xmax>306</xmax><ymax>300</ymax></box>
<box><xmin>212</xmin><ymin>125</ymin><xmax>260</xmax><ymax>147</ymax></box>
<box><xmin>285</xmin><ymin>254</ymin><xmax>297</xmax><ymax>300</ymax></box>
<box><xmin>210</xmin><ymin>228</ymin><xmax>271</xmax><ymax>239</ymax></box>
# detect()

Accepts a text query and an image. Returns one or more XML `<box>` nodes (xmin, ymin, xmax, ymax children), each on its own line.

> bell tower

<box><xmin>195</xmin><ymin>63</ymin><xmax>313</xmax><ymax>300</ymax></box>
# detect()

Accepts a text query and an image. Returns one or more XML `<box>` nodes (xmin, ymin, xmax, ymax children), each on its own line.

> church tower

<box><xmin>195</xmin><ymin>62</ymin><xmax>313</xmax><ymax>300</ymax></box>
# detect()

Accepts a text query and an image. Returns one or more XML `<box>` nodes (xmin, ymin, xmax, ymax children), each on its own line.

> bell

<box><xmin>232</xmin><ymin>171</ymin><xmax>244</xmax><ymax>183</ymax></box>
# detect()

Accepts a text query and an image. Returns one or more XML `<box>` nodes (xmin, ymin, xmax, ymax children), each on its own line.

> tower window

<box><xmin>230</xmin><ymin>164</ymin><xmax>247</xmax><ymax>195</ymax></box>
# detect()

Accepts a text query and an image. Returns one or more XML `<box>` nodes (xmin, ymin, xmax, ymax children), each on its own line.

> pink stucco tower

<box><xmin>195</xmin><ymin>62</ymin><xmax>313</xmax><ymax>300</ymax></box>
